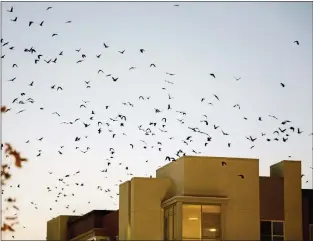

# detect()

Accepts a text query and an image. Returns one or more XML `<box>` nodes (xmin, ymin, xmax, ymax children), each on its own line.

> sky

<box><xmin>1</xmin><ymin>1</ymin><xmax>312</xmax><ymax>240</ymax></box>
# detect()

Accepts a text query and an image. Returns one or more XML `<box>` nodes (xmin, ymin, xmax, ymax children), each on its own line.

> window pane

<box><xmin>201</xmin><ymin>205</ymin><xmax>221</xmax><ymax>239</ymax></box>
<box><xmin>165</xmin><ymin>208</ymin><xmax>169</xmax><ymax>217</ymax></box>
<box><xmin>169</xmin><ymin>205</ymin><xmax>174</xmax><ymax>215</ymax></box>
<box><xmin>173</xmin><ymin>211</ymin><xmax>177</xmax><ymax>240</ymax></box>
<box><xmin>173</xmin><ymin>204</ymin><xmax>177</xmax><ymax>214</ymax></box>
<box><xmin>260</xmin><ymin>221</ymin><xmax>272</xmax><ymax>235</ymax></box>
<box><xmin>202</xmin><ymin>205</ymin><xmax>220</xmax><ymax>213</ymax></box>
<box><xmin>261</xmin><ymin>235</ymin><xmax>272</xmax><ymax>241</ymax></box>
<box><xmin>182</xmin><ymin>205</ymin><xmax>201</xmax><ymax>240</ymax></box>
<box><xmin>164</xmin><ymin>216</ymin><xmax>168</xmax><ymax>240</ymax></box>
<box><xmin>273</xmin><ymin>222</ymin><xmax>284</xmax><ymax>236</ymax></box>
<box><xmin>272</xmin><ymin>236</ymin><xmax>284</xmax><ymax>241</ymax></box>
<box><xmin>168</xmin><ymin>214</ymin><xmax>173</xmax><ymax>240</ymax></box>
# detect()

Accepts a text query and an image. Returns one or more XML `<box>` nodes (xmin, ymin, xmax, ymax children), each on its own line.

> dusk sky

<box><xmin>1</xmin><ymin>1</ymin><xmax>312</xmax><ymax>239</ymax></box>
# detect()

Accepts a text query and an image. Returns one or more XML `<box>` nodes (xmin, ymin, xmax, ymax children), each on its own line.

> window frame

<box><xmin>164</xmin><ymin>204</ymin><xmax>177</xmax><ymax>240</ymax></box>
<box><xmin>260</xmin><ymin>220</ymin><xmax>284</xmax><ymax>241</ymax></box>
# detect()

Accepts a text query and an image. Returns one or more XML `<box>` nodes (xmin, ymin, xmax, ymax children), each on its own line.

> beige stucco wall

<box><xmin>156</xmin><ymin>160</ymin><xmax>184</xmax><ymax>197</ymax></box>
<box><xmin>270</xmin><ymin>161</ymin><xmax>303</xmax><ymax>240</ymax></box>
<box><xmin>119</xmin><ymin>177</ymin><xmax>173</xmax><ymax>240</ymax></box>
<box><xmin>47</xmin><ymin>215</ymin><xmax>72</xmax><ymax>240</ymax></box>
<box><xmin>119</xmin><ymin>181</ymin><xmax>131</xmax><ymax>240</ymax></box>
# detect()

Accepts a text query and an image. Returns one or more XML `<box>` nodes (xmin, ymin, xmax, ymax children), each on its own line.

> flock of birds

<box><xmin>1</xmin><ymin>5</ymin><xmax>312</xmax><ymax>239</ymax></box>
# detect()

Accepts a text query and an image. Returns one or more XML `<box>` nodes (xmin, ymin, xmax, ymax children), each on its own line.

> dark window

<box><xmin>261</xmin><ymin>235</ymin><xmax>272</xmax><ymax>241</ymax></box>
<box><xmin>272</xmin><ymin>222</ymin><xmax>284</xmax><ymax>236</ymax></box>
<box><xmin>310</xmin><ymin>224</ymin><xmax>313</xmax><ymax>241</ymax></box>
<box><xmin>272</xmin><ymin>236</ymin><xmax>284</xmax><ymax>241</ymax></box>
<box><xmin>261</xmin><ymin>220</ymin><xmax>285</xmax><ymax>241</ymax></box>
<box><xmin>261</xmin><ymin>221</ymin><xmax>272</xmax><ymax>235</ymax></box>
<box><xmin>164</xmin><ymin>217</ymin><xmax>168</xmax><ymax>240</ymax></box>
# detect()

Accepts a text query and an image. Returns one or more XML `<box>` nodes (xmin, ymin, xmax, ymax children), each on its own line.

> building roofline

<box><xmin>157</xmin><ymin>155</ymin><xmax>260</xmax><ymax>172</ymax></box>
<box><xmin>67</xmin><ymin>209</ymin><xmax>117</xmax><ymax>225</ymax></box>
<box><xmin>181</xmin><ymin>155</ymin><xmax>259</xmax><ymax>161</ymax></box>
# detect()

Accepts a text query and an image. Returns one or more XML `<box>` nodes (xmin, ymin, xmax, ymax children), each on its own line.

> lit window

<box><xmin>202</xmin><ymin>205</ymin><xmax>221</xmax><ymax>239</ymax></box>
<box><xmin>182</xmin><ymin>204</ymin><xmax>221</xmax><ymax>240</ymax></box>
<box><xmin>182</xmin><ymin>205</ymin><xmax>201</xmax><ymax>240</ymax></box>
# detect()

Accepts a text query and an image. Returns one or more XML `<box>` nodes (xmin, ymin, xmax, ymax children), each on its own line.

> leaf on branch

<box><xmin>1</xmin><ymin>223</ymin><xmax>15</xmax><ymax>232</ymax></box>
<box><xmin>1</xmin><ymin>106</ymin><xmax>7</xmax><ymax>113</ymax></box>
<box><xmin>4</xmin><ymin>143</ymin><xmax>28</xmax><ymax>168</ymax></box>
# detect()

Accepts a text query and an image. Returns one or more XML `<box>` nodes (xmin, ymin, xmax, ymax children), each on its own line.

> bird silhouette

<box><xmin>281</xmin><ymin>120</ymin><xmax>291</xmax><ymax>125</ymax></box>
<box><xmin>221</xmin><ymin>130</ymin><xmax>229</xmax><ymax>136</ymax></box>
<box><xmin>16</xmin><ymin>109</ymin><xmax>26</xmax><ymax>114</ymax></box>
<box><xmin>8</xmin><ymin>77</ymin><xmax>16</xmax><ymax>82</ymax></box>
<box><xmin>213</xmin><ymin>94</ymin><xmax>220</xmax><ymax>101</ymax></box>
<box><xmin>294</xmin><ymin>40</ymin><xmax>299</xmax><ymax>45</ymax></box>
<box><xmin>246</xmin><ymin>136</ymin><xmax>257</xmax><ymax>142</ymax></box>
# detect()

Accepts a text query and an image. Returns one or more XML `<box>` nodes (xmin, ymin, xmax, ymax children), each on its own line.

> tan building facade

<box><xmin>119</xmin><ymin>156</ymin><xmax>304</xmax><ymax>241</ymax></box>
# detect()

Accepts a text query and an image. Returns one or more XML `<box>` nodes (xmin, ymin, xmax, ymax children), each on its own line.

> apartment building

<box><xmin>119</xmin><ymin>155</ymin><xmax>312</xmax><ymax>241</ymax></box>
<box><xmin>47</xmin><ymin>155</ymin><xmax>312</xmax><ymax>241</ymax></box>
<box><xmin>46</xmin><ymin>210</ymin><xmax>118</xmax><ymax>241</ymax></box>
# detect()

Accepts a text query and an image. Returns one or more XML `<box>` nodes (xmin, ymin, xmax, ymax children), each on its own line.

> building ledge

<box><xmin>161</xmin><ymin>195</ymin><xmax>229</xmax><ymax>208</ymax></box>
<box><xmin>69</xmin><ymin>228</ymin><xmax>108</xmax><ymax>241</ymax></box>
